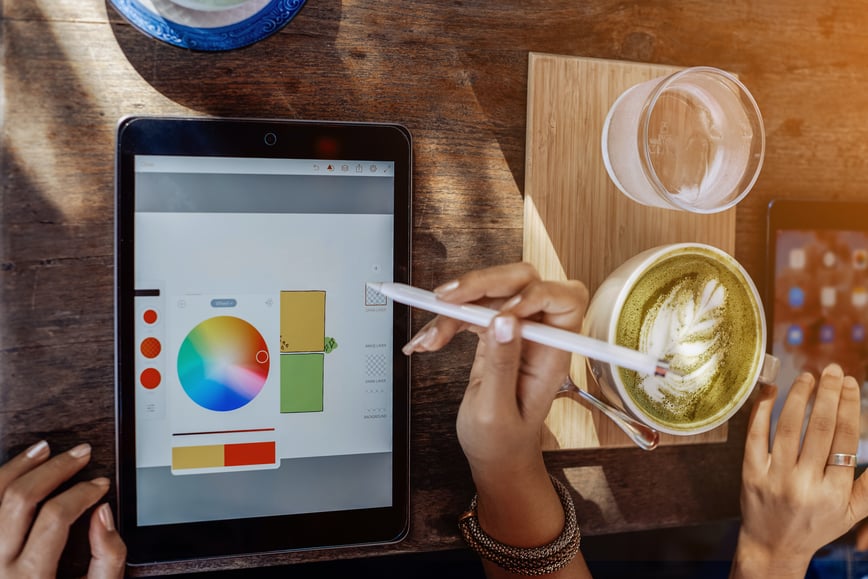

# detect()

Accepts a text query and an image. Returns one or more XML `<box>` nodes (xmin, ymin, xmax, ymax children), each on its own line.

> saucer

<box><xmin>109</xmin><ymin>0</ymin><xmax>307</xmax><ymax>51</ymax></box>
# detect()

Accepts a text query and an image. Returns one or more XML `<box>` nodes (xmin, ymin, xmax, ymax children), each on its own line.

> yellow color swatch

<box><xmin>280</xmin><ymin>291</ymin><xmax>325</xmax><ymax>352</ymax></box>
<box><xmin>172</xmin><ymin>445</ymin><xmax>224</xmax><ymax>470</ymax></box>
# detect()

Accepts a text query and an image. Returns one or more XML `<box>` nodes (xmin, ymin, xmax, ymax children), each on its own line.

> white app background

<box><xmin>135</xmin><ymin>212</ymin><xmax>394</xmax><ymax>470</ymax></box>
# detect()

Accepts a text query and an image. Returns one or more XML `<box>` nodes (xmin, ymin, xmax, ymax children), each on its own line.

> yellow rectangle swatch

<box><xmin>280</xmin><ymin>291</ymin><xmax>325</xmax><ymax>352</ymax></box>
<box><xmin>172</xmin><ymin>445</ymin><xmax>224</xmax><ymax>469</ymax></box>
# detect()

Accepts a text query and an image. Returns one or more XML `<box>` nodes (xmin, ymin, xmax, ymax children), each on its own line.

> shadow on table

<box><xmin>106</xmin><ymin>0</ymin><xmax>342</xmax><ymax>118</ymax></box>
<box><xmin>170</xmin><ymin>520</ymin><xmax>742</xmax><ymax>578</ymax></box>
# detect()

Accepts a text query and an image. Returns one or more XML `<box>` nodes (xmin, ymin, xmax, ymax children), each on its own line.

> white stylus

<box><xmin>368</xmin><ymin>281</ymin><xmax>673</xmax><ymax>378</ymax></box>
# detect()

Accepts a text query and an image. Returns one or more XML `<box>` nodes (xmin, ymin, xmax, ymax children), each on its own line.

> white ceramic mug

<box><xmin>583</xmin><ymin>243</ymin><xmax>779</xmax><ymax>435</ymax></box>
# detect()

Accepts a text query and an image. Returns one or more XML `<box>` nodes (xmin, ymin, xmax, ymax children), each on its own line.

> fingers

<box><xmin>0</xmin><ymin>440</ymin><xmax>52</xmax><ymax>562</ymax></box>
<box><xmin>402</xmin><ymin>315</ymin><xmax>468</xmax><ymax>355</ymax></box>
<box><xmin>0</xmin><ymin>441</ymin><xmax>51</xmax><ymax>497</ymax></box>
<box><xmin>19</xmin><ymin>478</ymin><xmax>110</xmax><ymax>573</ymax></box>
<box><xmin>435</xmin><ymin>265</ymin><xmax>588</xmax><ymax>333</ymax></box>
<box><xmin>770</xmin><ymin>372</ymin><xmax>815</xmax><ymax>469</ymax></box>
<box><xmin>852</xmin><ymin>471</ymin><xmax>868</xmax><ymax>524</ymax></box>
<box><xmin>799</xmin><ymin>364</ymin><xmax>846</xmax><ymax>470</ymax></box>
<box><xmin>0</xmin><ymin>443</ymin><xmax>94</xmax><ymax>561</ymax></box>
<box><xmin>498</xmin><ymin>279</ymin><xmax>589</xmax><ymax>333</ymax></box>
<box><xmin>433</xmin><ymin>262</ymin><xmax>541</xmax><ymax>305</ymax></box>
<box><xmin>743</xmin><ymin>383</ymin><xmax>777</xmax><ymax>476</ymax></box>
<box><xmin>402</xmin><ymin>263</ymin><xmax>589</xmax><ymax>357</ymax></box>
<box><xmin>403</xmin><ymin>263</ymin><xmax>541</xmax><ymax>356</ymax></box>
<box><xmin>472</xmin><ymin>314</ymin><xmax>524</xmax><ymax>422</ymax></box>
<box><xmin>86</xmin><ymin>504</ymin><xmax>127</xmax><ymax>579</ymax></box>
<box><xmin>0</xmin><ymin>443</ymin><xmax>123</xmax><ymax>578</ymax></box>
<box><xmin>825</xmin><ymin>374</ymin><xmax>860</xmax><ymax>485</ymax></box>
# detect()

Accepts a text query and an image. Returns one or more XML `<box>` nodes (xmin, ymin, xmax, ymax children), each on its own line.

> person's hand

<box><xmin>731</xmin><ymin>364</ymin><xmax>868</xmax><ymax>578</ymax></box>
<box><xmin>403</xmin><ymin>263</ymin><xmax>592</xmax><ymax>577</ymax></box>
<box><xmin>403</xmin><ymin>263</ymin><xmax>587</xmax><ymax>480</ymax></box>
<box><xmin>0</xmin><ymin>441</ymin><xmax>127</xmax><ymax>578</ymax></box>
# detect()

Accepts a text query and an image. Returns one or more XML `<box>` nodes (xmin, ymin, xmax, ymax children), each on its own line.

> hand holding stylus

<box><xmin>401</xmin><ymin>263</ymin><xmax>593</xmax><ymax>578</ymax></box>
<box><xmin>371</xmin><ymin>281</ymin><xmax>674</xmax><ymax>379</ymax></box>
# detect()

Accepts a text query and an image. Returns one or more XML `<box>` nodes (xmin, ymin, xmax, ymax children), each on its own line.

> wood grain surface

<box><xmin>524</xmin><ymin>54</ymin><xmax>735</xmax><ymax>450</ymax></box>
<box><xmin>5</xmin><ymin>0</ymin><xmax>868</xmax><ymax>575</ymax></box>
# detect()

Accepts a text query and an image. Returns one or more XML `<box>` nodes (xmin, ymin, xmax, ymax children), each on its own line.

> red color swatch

<box><xmin>223</xmin><ymin>441</ymin><xmax>275</xmax><ymax>467</ymax></box>
<box><xmin>140</xmin><ymin>368</ymin><xmax>161</xmax><ymax>389</ymax></box>
<box><xmin>143</xmin><ymin>309</ymin><xmax>158</xmax><ymax>324</ymax></box>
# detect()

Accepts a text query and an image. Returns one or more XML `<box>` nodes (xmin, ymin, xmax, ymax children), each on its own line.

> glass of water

<box><xmin>601</xmin><ymin>66</ymin><xmax>765</xmax><ymax>214</ymax></box>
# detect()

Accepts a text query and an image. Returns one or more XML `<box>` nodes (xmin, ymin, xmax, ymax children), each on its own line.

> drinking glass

<box><xmin>602</xmin><ymin>67</ymin><xmax>765</xmax><ymax>214</ymax></box>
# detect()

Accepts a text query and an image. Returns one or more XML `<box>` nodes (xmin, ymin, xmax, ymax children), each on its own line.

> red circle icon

<box><xmin>140</xmin><ymin>368</ymin><xmax>161</xmax><ymax>390</ymax></box>
<box><xmin>140</xmin><ymin>337</ymin><xmax>162</xmax><ymax>359</ymax></box>
<box><xmin>143</xmin><ymin>309</ymin><xmax>158</xmax><ymax>324</ymax></box>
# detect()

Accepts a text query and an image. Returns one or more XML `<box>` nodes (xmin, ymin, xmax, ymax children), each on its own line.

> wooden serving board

<box><xmin>523</xmin><ymin>54</ymin><xmax>737</xmax><ymax>450</ymax></box>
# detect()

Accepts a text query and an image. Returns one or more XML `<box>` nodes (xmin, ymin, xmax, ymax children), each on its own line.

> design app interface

<box><xmin>133</xmin><ymin>155</ymin><xmax>395</xmax><ymax>525</ymax></box>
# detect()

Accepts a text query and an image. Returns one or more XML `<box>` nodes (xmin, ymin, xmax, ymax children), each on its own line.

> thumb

<box><xmin>852</xmin><ymin>470</ymin><xmax>868</xmax><ymax>525</ymax></box>
<box><xmin>475</xmin><ymin>314</ymin><xmax>523</xmax><ymax>420</ymax></box>
<box><xmin>743</xmin><ymin>383</ymin><xmax>776</xmax><ymax>474</ymax></box>
<box><xmin>86</xmin><ymin>504</ymin><xmax>127</xmax><ymax>579</ymax></box>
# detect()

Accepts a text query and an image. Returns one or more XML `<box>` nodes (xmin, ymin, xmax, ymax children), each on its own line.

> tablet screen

<box><xmin>767</xmin><ymin>200</ymin><xmax>868</xmax><ymax>463</ymax></box>
<box><xmin>115</xmin><ymin>118</ymin><xmax>411</xmax><ymax>563</ymax></box>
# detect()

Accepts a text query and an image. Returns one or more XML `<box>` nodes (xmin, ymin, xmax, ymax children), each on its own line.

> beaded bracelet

<box><xmin>458</xmin><ymin>475</ymin><xmax>581</xmax><ymax>576</ymax></box>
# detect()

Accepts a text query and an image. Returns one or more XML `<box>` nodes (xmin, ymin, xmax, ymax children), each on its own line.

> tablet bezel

<box><xmin>115</xmin><ymin>116</ymin><xmax>412</xmax><ymax>564</ymax></box>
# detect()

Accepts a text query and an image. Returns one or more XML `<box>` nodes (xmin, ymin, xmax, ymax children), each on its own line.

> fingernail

<box><xmin>823</xmin><ymin>363</ymin><xmax>844</xmax><ymax>377</ymax></box>
<box><xmin>69</xmin><ymin>443</ymin><xmax>92</xmax><ymax>458</ymax></box>
<box><xmin>500</xmin><ymin>295</ymin><xmax>522</xmax><ymax>311</ymax></box>
<box><xmin>26</xmin><ymin>440</ymin><xmax>49</xmax><ymax>459</ymax></box>
<box><xmin>421</xmin><ymin>325</ymin><xmax>438</xmax><ymax>348</ymax></box>
<box><xmin>98</xmin><ymin>503</ymin><xmax>115</xmax><ymax>532</ymax></box>
<box><xmin>402</xmin><ymin>328</ymin><xmax>431</xmax><ymax>355</ymax></box>
<box><xmin>433</xmin><ymin>279</ymin><xmax>459</xmax><ymax>296</ymax></box>
<box><xmin>494</xmin><ymin>315</ymin><xmax>515</xmax><ymax>344</ymax></box>
<box><xmin>91</xmin><ymin>477</ymin><xmax>111</xmax><ymax>488</ymax></box>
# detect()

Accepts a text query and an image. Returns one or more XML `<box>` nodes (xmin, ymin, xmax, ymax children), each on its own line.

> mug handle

<box><xmin>758</xmin><ymin>353</ymin><xmax>781</xmax><ymax>385</ymax></box>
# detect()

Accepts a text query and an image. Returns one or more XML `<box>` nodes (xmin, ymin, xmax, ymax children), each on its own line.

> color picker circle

<box><xmin>177</xmin><ymin>316</ymin><xmax>270</xmax><ymax>412</ymax></box>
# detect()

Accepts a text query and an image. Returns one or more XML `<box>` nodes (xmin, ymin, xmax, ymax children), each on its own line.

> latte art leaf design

<box><xmin>638</xmin><ymin>278</ymin><xmax>726</xmax><ymax>402</ymax></box>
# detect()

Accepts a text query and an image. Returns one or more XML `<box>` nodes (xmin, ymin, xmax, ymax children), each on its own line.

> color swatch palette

<box><xmin>280</xmin><ymin>353</ymin><xmax>324</xmax><ymax>412</ymax></box>
<box><xmin>280</xmin><ymin>291</ymin><xmax>327</xmax><ymax>413</ymax></box>
<box><xmin>172</xmin><ymin>441</ymin><xmax>276</xmax><ymax>471</ymax></box>
<box><xmin>177</xmin><ymin>316</ymin><xmax>270</xmax><ymax>412</ymax></box>
<box><xmin>280</xmin><ymin>291</ymin><xmax>325</xmax><ymax>352</ymax></box>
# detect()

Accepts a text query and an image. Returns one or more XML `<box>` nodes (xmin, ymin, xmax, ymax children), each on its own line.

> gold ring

<box><xmin>827</xmin><ymin>453</ymin><xmax>858</xmax><ymax>467</ymax></box>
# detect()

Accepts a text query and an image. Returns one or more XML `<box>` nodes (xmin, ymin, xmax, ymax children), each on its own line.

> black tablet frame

<box><xmin>114</xmin><ymin>116</ymin><xmax>412</xmax><ymax>564</ymax></box>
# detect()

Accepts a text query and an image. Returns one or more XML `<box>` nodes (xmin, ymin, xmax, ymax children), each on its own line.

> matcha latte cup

<box><xmin>583</xmin><ymin>243</ymin><xmax>779</xmax><ymax>436</ymax></box>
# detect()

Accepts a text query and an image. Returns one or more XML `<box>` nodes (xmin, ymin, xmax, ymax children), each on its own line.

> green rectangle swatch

<box><xmin>280</xmin><ymin>353</ymin><xmax>324</xmax><ymax>413</ymax></box>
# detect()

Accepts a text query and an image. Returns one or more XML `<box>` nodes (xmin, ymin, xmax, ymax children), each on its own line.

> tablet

<box><xmin>114</xmin><ymin>116</ymin><xmax>412</xmax><ymax>564</ymax></box>
<box><xmin>766</xmin><ymin>199</ymin><xmax>868</xmax><ymax>463</ymax></box>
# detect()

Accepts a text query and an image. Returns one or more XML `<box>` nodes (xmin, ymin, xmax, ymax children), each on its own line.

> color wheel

<box><xmin>177</xmin><ymin>316</ymin><xmax>270</xmax><ymax>411</ymax></box>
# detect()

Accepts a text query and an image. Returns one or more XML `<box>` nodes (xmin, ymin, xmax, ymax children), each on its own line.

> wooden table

<box><xmin>3</xmin><ymin>0</ymin><xmax>868</xmax><ymax>575</ymax></box>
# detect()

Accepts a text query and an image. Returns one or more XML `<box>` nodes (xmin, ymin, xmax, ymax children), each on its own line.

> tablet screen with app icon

<box><xmin>767</xmin><ymin>200</ymin><xmax>868</xmax><ymax>463</ymax></box>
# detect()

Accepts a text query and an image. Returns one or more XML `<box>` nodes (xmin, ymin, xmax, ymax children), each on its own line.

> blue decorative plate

<box><xmin>109</xmin><ymin>0</ymin><xmax>307</xmax><ymax>51</ymax></box>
